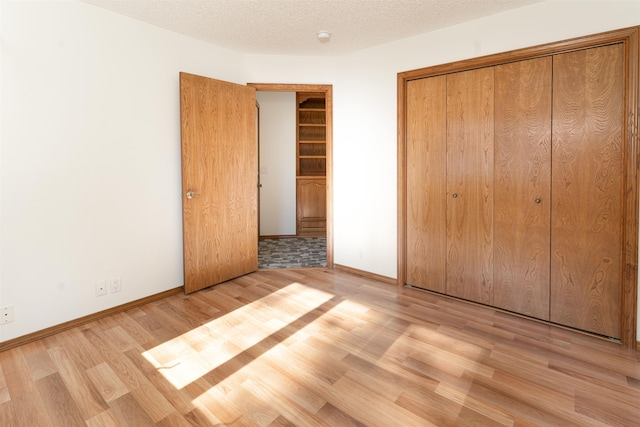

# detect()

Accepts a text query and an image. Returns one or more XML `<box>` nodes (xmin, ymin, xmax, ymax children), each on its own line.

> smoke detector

<box><xmin>317</xmin><ymin>31</ymin><xmax>331</xmax><ymax>43</ymax></box>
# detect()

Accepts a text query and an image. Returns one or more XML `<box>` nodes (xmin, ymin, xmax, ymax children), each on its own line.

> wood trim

<box><xmin>257</xmin><ymin>100</ymin><xmax>261</xmax><ymax>239</ymax></box>
<box><xmin>248</xmin><ymin>83</ymin><xmax>334</xmax><ymax>269</ymax></box>
<box><xmin>0</xmin><ymin>287</ymin><xmax>184</xmax><ymax>353</ymax></box>
<box><xmin>325</xmin><ymin>86</ymin><xmax>334</xmax><ymax>268</ymax></box>
<box><xmin>397</xmin><ymin>72</ymin><xmax>407</xmax><ymax>289</ymax></box>
<box><xmin>335</xmin><ymin>264</ymin><xmax>396</xmax><ymax>285</ymax></box>
<box><xmin>621</xmin><ymin>27</ymin><xmax>639</xmax><ymax>347</ymax></box>
<box><xmin>397</xmin><ymin>26</ymin><xmax>639</xmax><ymax>348</ymax></box>
<box><xmin>249</xmin><ymin>83</ymin><xmax>332</xmax><ymax>92</ymax></box>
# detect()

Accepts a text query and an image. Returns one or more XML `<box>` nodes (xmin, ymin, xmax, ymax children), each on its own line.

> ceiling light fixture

<box><xmin>316</xmin><ymin>31</ymin><xmax>331</xmax><ymax>43</ymax></box>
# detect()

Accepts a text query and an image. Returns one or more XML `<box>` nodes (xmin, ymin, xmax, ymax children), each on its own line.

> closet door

<box><xmin>446</xmin><ymin>68</ymin><xmax>494</xmax><ymax>304</ymax></box>
<box><xmin>406</xmin><ymin>76</ymin><xmax>447</xmax><ymax>292</ymax></box>
<box><xmin>551</xmin><ymin>44</ymin><xmax>624</xmax><ymax>338</ymax></box>
<box><xmin>493</xmin><ymin>57</ymin><xmax>552</xmax><ymax>320</ymax></box>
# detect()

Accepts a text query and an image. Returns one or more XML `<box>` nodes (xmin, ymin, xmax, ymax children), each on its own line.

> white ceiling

<box><xmin>82</xmin><ymin>0</ymin><xmax>544</xmax><ymax>56</ymax></box>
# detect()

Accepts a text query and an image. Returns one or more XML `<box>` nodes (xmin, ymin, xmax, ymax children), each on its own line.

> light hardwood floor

<box><xmin>0</xmin><ymin>268</ymin><xmax>638</xmax><ymax>426</ymax></box>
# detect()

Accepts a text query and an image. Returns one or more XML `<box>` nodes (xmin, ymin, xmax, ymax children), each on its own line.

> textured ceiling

<box><xmin>82</xmin><ymin>0</ymin><xmax>543</xmax><ymax>56</ymax></box>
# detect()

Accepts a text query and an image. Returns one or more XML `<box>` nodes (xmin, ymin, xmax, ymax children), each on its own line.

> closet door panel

<box><xmin>494</xmin><ymin>57</ymin><xmax>552</xmax><ymax>320</ymax></box>
<box><xmin>406</xmin><ymin>77</ymin><xmax>447</xmax><ymax>292</ymax></box>
<box><xmin>446</xmin><ymin>68</ymin><xmax>494</xmax><ymax>304</ymax></box>
<box><xmin>551</xmin><ymin>45</ymin><xmax>624</xmax><ymax>338</ymax></box>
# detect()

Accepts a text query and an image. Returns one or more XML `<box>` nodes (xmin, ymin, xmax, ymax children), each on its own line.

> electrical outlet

<box><xmin>95</xmin><ymin>280</ymin><xmax>107</xmax><ymax>297</ymax></box>
<box><xmin>109</xmin><ymin>277</ymin><xmax>122</xmax><ymax>293</ymax></box>
<box><xmin>1</xmin><ymin>305</ymin><xmax>14</xmax><ymax>324</ymax></box>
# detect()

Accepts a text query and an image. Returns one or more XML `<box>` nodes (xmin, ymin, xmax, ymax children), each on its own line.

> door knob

<box><xmin>186</xmin><ymin>191</ymin><xmax>200</xmax><ymax>199</ymax></box>
<box><xmin>535</xmin><ymin>198</ymin><xmax>541</xmax><ymax>204</ymax></box>
<box><xmin>452</xmin><ymin>193</ymin><xmax>458</xmax><ymax>198</ymax></box>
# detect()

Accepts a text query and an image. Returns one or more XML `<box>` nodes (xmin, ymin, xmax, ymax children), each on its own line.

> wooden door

<box><xmin>296</xmin><ymin>178</ymin><xmax>326</xmax><ymax>236</ymax></box>
<box><xmin>493</xmin><ymin>57</ymin><xmax>552</xmax><ymax>320</ymax></box>
<box><xmin>405</xmin><ymin>76</ymin><xmax>447</xmax><ymax>292</ymax></box>
<box><xmin>446</xmin><ymin>68</ymin><xmax>494</xmax><ymax>304</ymax></box>
<box><xmin>550</xmin><ymin>45</ymin><xmax>624</xmax><ymax>338</ymax></box>
<box><xmin>180</xmin><ymin>72</ymin><xmax>258</xmax><ymax>294</ymax></box>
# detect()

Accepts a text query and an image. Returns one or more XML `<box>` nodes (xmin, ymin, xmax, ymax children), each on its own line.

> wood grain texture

<box><xmin>180</xmin><ymin>73</ymin><xmax>258</xmax><ymax>294</ymax></box>
<box><xmin>493</xmin><ymin>57</ymin><xmax>552</xmax><ymax>320</ymax></box>
<box><xmin>1</xmin><ymin>269</ymin><xmax>639</xmax><ymax>426</ymax></box>
<box><xmin>323</xmin><ymin>86</ymin><xmax>335</xmax><ymax>269</ymax></box>
<box><xmin>446</xmin><ymin>68</ymin><xmax>494</xmax><ymax>305</ymax></box>
<box><xmin>397</xmin><ymin>76</ymin><xmax>409</xmax><ymax>289</ymax></box>
<box><xmin>621</xmin><ymin>27</ymin><xmax>639</xmax><ymax>347</ymax></box>
<box><xmin>296</xmin><ymin>178</ymin><xmax>326</xmax><ymax>236</ymax></box>
<box><xmin>550</xmin><ymin>45</ymin><xmax>624</xmax><ymax>338</ymax></box>
<box><xmin>405</xmin><ymin>76</ymin><xmax>447</xmax><ymax>292</ymax></box>
<box><xmin>398</xmin><ymin>26</ymin><xmax>638</xmax><ymax>348</ymax></box>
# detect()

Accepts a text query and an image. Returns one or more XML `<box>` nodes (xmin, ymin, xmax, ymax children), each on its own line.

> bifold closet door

<box><xmin>551</xmin><ymin>44</ymin><xmax>624</xmax><ymax>338</ymax></box>
<box><xmin>493</xmin><ymin>57</ymin><xmax>552</xmax><ymax>320</ymax></box>
<box><xmin>446</xmin><ymin>68</ymin><xmax>494</xmax><ymax>305</ymax></box>
<box><xmin>406</xmin><ymin>76</ymin><xmax>447</xmax><ymax>292</ymax></box>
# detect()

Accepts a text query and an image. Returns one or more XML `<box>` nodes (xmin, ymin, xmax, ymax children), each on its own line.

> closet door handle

<box><xmin>186</xmin><ymin>191</ymin><xmax>200</xmax><ymax>199</ymax></box>
<box><xmin>452</xmin><ymin>193</ymin><xmax>458</xmax><ymax>199</ymax></box>
<box><xmin>535</xmin><ymin>198</ymin><xmax>541</xmax><ymax>204</ymax></box>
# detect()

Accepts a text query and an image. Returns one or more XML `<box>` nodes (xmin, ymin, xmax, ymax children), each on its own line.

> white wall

<box><xmin>0</xmin><ymin>0</ymin><xmax>245</xmax><ymax>341</ymax></box>
<box><xmin>256</xmin><ymin>92</ymin><xmax>296</xmax><ymax>236</ymax></box>
<box><xmin>2</xmin><ymin>0</ymin><xmax>639</xmax><ymax>342</ymax></box>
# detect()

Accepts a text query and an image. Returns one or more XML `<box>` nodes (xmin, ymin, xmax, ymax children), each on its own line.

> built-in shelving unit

<box><xmin>297</xmin><ymin>93</ymin><xmax>326</xmax><ymax>177</ymax></box>
<box><xmin>296</xmin><ymin>93</ymin><xmax>326</xmax><ymax>236</ymax></box>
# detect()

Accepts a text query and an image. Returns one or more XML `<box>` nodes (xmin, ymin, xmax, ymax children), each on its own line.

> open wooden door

<box><xmin>180</xmin><ymin>72</ymin><xmax>258</xmax><ymax>294</ymax></box>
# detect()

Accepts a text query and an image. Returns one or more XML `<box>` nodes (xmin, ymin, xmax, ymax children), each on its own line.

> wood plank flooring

<box><xmin>0</xmin><ymin>268</ymin><xmax>638</xmax><ymax>426</ymax></box>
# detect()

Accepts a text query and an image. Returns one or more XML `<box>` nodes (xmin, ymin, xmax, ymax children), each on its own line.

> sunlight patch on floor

<box><xmin>142</xmin><ymin>282</ymin><xmax>334</xmax><ymax>389</ymax></box>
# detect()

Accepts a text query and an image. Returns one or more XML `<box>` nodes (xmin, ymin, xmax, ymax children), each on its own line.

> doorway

<box><xmin>249</xmin><ymin>83</ymin><xmax>333</xmax><ymax>269</ymax></box>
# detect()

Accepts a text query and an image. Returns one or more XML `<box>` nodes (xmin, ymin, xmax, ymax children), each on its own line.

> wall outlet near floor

<box><xmin>109</xmin><ymin>276</ymin><xmax>122</xmax><ymax>293</ymax></box>
<box><xmin>95</xmin><ymin>280</ymin><xmax>107</xmax><ymax>297</ymax></box>
<box><xmin>1</xmin><ymin>305</ymin><xmax>15</xmax><ymax>324</ymax></box>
